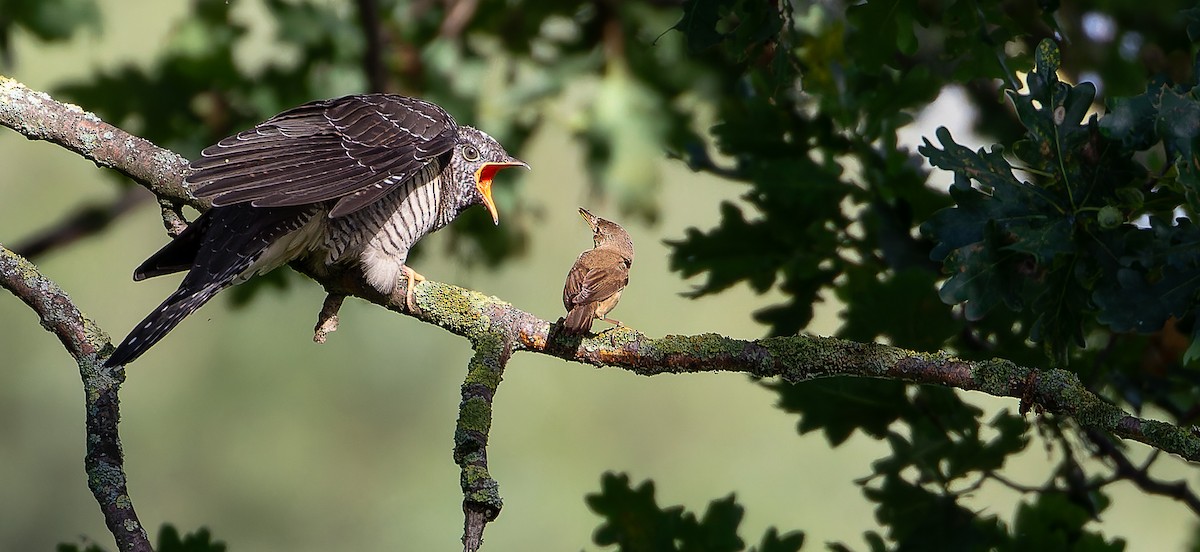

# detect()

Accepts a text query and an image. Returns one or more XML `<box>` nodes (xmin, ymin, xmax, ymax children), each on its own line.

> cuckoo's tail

<box><xmin>104</xmin><ymin>205</ymin><xmax>311</xmax><ymax>367</ymax></box>
<box><xmin>104</xmin><ymin>284</ymin><xmax>225</xmax><ymax>367</ymax></box>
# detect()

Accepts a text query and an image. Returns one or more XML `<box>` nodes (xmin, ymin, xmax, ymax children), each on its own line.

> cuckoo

<box><xmin>105</xmin><ymin>94</ymin><xmax>526</xmax><ymax>367</ymax></box>
<box><xmin>561</xmin><ymin>208</ymin><xmax>635</xmax><ymax>333</ymax></box>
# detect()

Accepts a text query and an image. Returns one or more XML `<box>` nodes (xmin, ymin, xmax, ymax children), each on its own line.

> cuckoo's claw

<box><xmin>398</xmin><ymin>265</ymin><xmax>426</xmax><ymax>314</ymax></box>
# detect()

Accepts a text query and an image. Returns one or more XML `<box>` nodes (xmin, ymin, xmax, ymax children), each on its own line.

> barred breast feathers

<box><xmin>319</xmin><ymin>163</ymin><xmax>444</xmax><ymax>293</ymax></box>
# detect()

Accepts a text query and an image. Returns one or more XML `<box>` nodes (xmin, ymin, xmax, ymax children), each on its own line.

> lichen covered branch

<box><xmin>3</xmin><ymin>72</ymin><xmax>1196</xmax><ymax>462</ymax></box>
<box><xmin>0</xmin><ymin>76</ymin><xmax>199</xmax><ymax>209</ymax></box>
<box><xmin>456</xmin><ymin>333</ymin><xmax>511</xmax><ymax>552</ymax></box>
<box><xmin>0</xmin><ymin>245</ymin><xmax>150</xmax><ymax>552</ymax></box>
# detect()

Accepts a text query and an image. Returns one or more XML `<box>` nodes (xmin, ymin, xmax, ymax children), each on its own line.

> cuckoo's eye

<box><xmin>462</xmin><ymin>144</ymin><xmax>480</xmax><ymax>161</ymax></box>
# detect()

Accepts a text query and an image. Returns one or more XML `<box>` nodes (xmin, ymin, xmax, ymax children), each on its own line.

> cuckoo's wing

<box><xmin>187</xmin><ymin>94</ymin><xmax>458</xmax><ymax>217</ymax></box>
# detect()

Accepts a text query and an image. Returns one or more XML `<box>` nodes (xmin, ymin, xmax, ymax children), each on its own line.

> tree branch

<box><xmin>6</xmin><ymin>74</ymin><xmax>1200</xmax><ymax>549</ymax></box>
<box><xmin>1085</xmin><ymin>427</ymin><xmax>1200</xmax><ymax>515</ymax></box>
<box><xmin>11</xmin><ymin>186</ymin><xmax>151</xmax><ymax>259</ymax></box>
<box><xmin>353</xmin><ymin>0</ymin><xmax>388</xmax><ymax>93</ymax></box>
<box><xmin>0</xmin><ymin>77</ymin><xmax>201</xmax><ymax>210</ymax></box>
<box><xmin>456</xmin><ymin>333</ymin><xmax>511</xmax><ymax>552</ymax></box>
<box><xmin>0</xmin><ymin>245</ymin><xmax>151</xmax><ymax>552</ymax></box>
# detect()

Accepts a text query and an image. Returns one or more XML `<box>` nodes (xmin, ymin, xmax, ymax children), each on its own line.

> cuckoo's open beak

<box><xmin>475</xmin><ymin>159</ymin><xmax>529</xmax><ymax>225</ymax></box>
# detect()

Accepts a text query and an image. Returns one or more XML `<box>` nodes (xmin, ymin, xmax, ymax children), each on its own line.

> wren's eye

<box><xmin>462</xmin><ymin>144</ymin><xmax>480</xmax><ymax>161</ymax></box>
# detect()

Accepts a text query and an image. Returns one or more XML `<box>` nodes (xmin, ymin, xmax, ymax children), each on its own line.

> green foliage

<box><xmin>57</xmin><ymin>525</ymin><xmax>225</xmax><ymax>552</ymax></box>
<box><xmin>154</xmin><ymin>525</ymin><xmax>226</xmax><ymax>552</ymax></box>
<box><xmin>864</xmin><ymin>477</ymin><xmax>1008</xmax><ymax>550</ymax></box>
<box><xmin>0</xmin><ymin>0</ymin><xmax>100</xmax><ymax>65</ymax></box>
<box><xmin>770</xmin><ymin>377</ymin><xmax>910</xmax><ymax>446</ymax></box>
<box><xmin>587</xmin><ymin>472</ymin><xmax>804</xmax><ymax>552</ymax></box>
<box><xmin>921</xmin><ymin>32</ymin><xmax>1200</xmax><ymax>410</ymax></box>
<box><xmin>1009</xmin><ymin>494</ymin><xmax>1126</xmax><ymax>551</ymax></box>
<box><xmin>922</xmin><ymin>39</ymin><xmax>1151</xmax><ymax>365</ymax></box>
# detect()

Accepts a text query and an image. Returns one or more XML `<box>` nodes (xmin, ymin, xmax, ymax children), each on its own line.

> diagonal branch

<box><xmin>11</xmin><ymin>186</ymin><xmax>151</xmax><ymax>259</ymax></box>
<box><xmin>0</xmin><ymin>245</ymin><xmax>151</xmax><ymax>552</ymax></box>
<box><xmin>0</xmin><ymin>77</ymin><xmax>201</xmax><ymax>211</ymax></box>
<box><xmin>333</xmin><ymin>275</ymin><xmax>1200</xmax><ymax>463</ymax></box>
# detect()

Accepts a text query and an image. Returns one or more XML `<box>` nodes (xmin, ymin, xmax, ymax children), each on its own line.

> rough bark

<box><xmin>0</xmin><ymin>245</ymin><xmax>151</xmax><ymax>552</ymax></box>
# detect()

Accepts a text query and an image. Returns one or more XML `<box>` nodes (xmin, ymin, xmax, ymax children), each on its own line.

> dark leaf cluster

<box><xmin>58</xmin><ymin>524</ymin><xmax>225</xmax><ymax>552</ymax></box>
<box><xmin>587</xmin><ymin>472</ymin><xmax>804</xmax><ymax>552</ymax></box>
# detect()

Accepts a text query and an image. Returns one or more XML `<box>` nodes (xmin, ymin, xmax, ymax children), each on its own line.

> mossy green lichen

<box><xmin>417</xmin><ymin>283</ymin><xmax>493</xmax><ymax>337</ymax></box>
<box><xmin>971</xmin><ymin>358</ymin><xmax>1023</xmax><ymax>395</ymax></box>
<box><xmin>1139</xmin><ymin>421</ymin><xmax>1200</xmax><ymax>459</ymax></box>
<box><xmin>759</xmin><ymin>335</ymin><xmax>826</xmax><ymax>380</ymax></box>
<box><xmin>464</xmin><ymin>334</ymin><xmax>505</xmax><ymax>388</ymax></box>
<box><xmin>461</xmin><ymin>463</ymin><xmax>501</xmax><ymax>506</ymax></box>
<box><xmin>462</xmin><ymin>464</ymin><xmax>492</xmax><ymax>486</ymax></box>
<box><xmin>464</xmin><ymin>364</ymin><xmax>502</xmax><ymax>388</ymax></box>
<box><xmin>457</xmin><ymin>397</ymin><xmax>492</xmax><ymax>434</ymax></box>
<box><xmin>652</xmin><ymin>333</ymin><xmax>746</xmax><ymax>360</ymax></box>
<box><xmin>595</xmin><ymin>325</ymin><xmax>641</xmax><ymax>348</ymax></box>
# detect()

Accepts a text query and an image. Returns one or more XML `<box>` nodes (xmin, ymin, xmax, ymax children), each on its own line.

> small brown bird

<box><xmin>562</xmin><ymin>208</ymin><xmax>635</xmax><ymax>333</ymax></box>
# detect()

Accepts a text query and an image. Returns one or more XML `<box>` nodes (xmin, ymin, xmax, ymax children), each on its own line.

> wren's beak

<box><xmin>475</xmin><ymin>158</ymin><xmax>530</xmax><ymax>225</ymax></box>
<box><xmin>578</xmin><ymin>207</ymin><xmax>600</xmax><ymax>231</ymax></box>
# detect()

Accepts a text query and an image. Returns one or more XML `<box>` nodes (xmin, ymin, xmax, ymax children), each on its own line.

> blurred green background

<box><xmin>0</xmin><ymin>1</ymin><xmax>1196</xmax><ymax>551</ymax></box>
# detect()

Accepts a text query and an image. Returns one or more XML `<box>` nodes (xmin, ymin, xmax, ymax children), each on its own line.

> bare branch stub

<box><xmin>0</xmin><ymin>246</ymin><xmax>151</xmax><ymax>552</ymax></box>
<box><xmin>158</xmin><ymin>197</ymin><xmax>190</xmax><ymax>238</ymax></box>
<box><xmin>313</xmin><ymin>293</ymin><xmax>346</xmax><ymax>343</ymax></box>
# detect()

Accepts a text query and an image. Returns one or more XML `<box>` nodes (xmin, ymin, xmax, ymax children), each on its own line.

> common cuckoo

<box><xmin>105</xmin><ymin>94</ymin><xmax>526</xmax><ymax>366</ymax></box>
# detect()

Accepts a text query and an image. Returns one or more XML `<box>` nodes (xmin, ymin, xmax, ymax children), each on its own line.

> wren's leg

<box><xmin>399</xmin><ymin>265</ymin><xmax>426</xmax><ymax>313</ymax></box>
<box><xmin>600</xmin><ymin>317</ymin><xmax>622</xmax><ymax>327</ymax></box>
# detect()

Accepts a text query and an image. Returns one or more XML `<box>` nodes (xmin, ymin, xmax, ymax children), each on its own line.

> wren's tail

<box><xmin>104</xmin><ymin>205</ymin><xmax>311</xmax><ymax>367</ymax></box>
<box><xmin>563</xmin><ymin>302</ymin><xmax>597</xmax><ymax>334</ymax></box>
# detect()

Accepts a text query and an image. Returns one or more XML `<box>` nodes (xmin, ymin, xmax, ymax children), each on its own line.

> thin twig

<box><xmin>986</xmin><ymin>471</ymin><xmax>1048</xmax><ymax>494</ymax></box>
<box><xmin>11</xmin><ymin>186</ymin><xmax>151</xmax><ymax>259</ymax></box>
<box><xmin>158</xmin><ymin>198</ymin><xmax>189</xmax><ymax>238</ymax></box>
<box><xmin>439</xmin><ymin>0</ymin><xmax>479</xmax><ymax>38</ymax></box>
<box><xmin>313</xmin><ymin>293</ymin><xmax>345</xmax><ymax>343</ymax></box>
<box><xmin>1085</xmin><ymin>428</ymin><xmax>1200</xmax><ymax>516</ymax></box>
<box><xmin>354</xmin><ymin>0</ymin><xmax>388</xmax><ymax>93</ymax></box>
